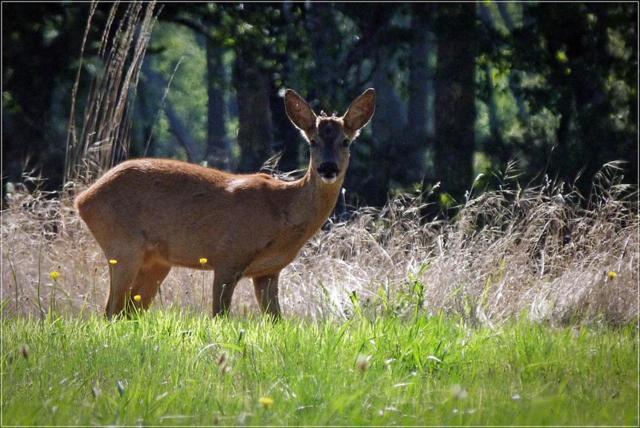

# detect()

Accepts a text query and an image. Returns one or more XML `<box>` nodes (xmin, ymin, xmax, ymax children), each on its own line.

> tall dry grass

<box><xmin>2</xmin><ymin>162</ymin><xmax>637</xmax><ymax>326</ymax></box>
<box><xmin>64</xmin><ymin>2</ymin><xmax>158</xmax><ymax>185</ymax></box>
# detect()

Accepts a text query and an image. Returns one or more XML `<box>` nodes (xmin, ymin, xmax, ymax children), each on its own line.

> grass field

<box><xmin>3</xmin><ymin>309</ymin><xmax>637</xmax><ymax>426</ymax></box>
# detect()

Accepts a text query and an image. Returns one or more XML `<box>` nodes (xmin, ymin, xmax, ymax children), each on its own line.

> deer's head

<box><xmin>284</xmin><ymin>88</ymin><xmax>376</xmax><ymax>184</ymax></box>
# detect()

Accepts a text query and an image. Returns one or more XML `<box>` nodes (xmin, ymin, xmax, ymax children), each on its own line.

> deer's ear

<box><xmin>343</xmin><ymin>88</ymin><xmax>376</xmax><ymax>135</ymax></box>
<box><xmin>284</xmin><ymin>89</ymin><xmax>317</xmax><ymax>133</ymax></box>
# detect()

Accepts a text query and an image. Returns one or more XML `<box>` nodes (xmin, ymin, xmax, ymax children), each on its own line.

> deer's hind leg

<box><xmin>253</xmin><ymin>273</ymin><xmax>281</xmax><ymax>319</ymax></box>
<box><xmin>130</xmin><ymin>262</ymin><xmax>171</xmax><ymax>310</ymax></box>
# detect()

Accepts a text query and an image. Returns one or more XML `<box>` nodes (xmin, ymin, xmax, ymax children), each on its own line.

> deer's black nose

<box><xmin>317</xmin><ymin>162</ymin><xmax>339</xmax><ymax>178</ymax></box>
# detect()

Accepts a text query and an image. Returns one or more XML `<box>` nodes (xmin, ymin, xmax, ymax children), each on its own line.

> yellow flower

<box><xmin>49</xmin><ymin>271</ymin><xmax>61</xmax><ymax>281</ymax></box>
<box><xmin>133</xmin><ymin>294</ymin><xmax>142</xmax><ymax>302</ymax></box>
<box><xmin>109</xmin><ymin>259</ymin><xmax>118</xmax><ymax>265</ymax></box>
<box><xmin>258</xmin><ymin>396</ymin><xmax>274</xmax><ymax>408</ymax></box>
<box><xmin>607</xmin><ymin>271</ymin><xmax>618</xmax><ymax>280</ymax></box>
<box><xmin>199</xmin><ymin>257</ymin><xmax>208</xmax><ymax>265</ymax></box>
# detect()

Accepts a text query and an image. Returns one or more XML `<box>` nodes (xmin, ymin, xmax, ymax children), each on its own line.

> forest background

<box><xmin>3</xmin><ymin>2</ymin><xmax>637</xmax><ymax>210</ymax></box>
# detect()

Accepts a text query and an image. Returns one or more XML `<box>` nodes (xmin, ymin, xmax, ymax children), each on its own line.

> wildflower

<box><xmin>607</xmin><ymin>271</ymin><xmax>618</xmax><ymax>280</ymax></box>
<box><xmin>199</xmin><ymin>257</ymin><xmax>208</xmax><ymax>265</ymax></box>
<box><xmin>49</xmin><ymin>271</ymin><xmax>61</xmax><ymax>281</ymax></box>
<box><xmin>259</xmin><ymin>396</ymin><xmax>274</xmax><ymax>408</ymax></box>
<box><xmin>109</xmin><ymin>259</ymin><xmax>118</xmax><ymax>265</ymax></box>
<box><xmin>133</xmin><ymin>294</ymin><xmax>142</xmax><ymax>303</ymax></box>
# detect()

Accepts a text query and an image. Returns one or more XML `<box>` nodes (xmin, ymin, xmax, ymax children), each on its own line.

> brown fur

<box><xmin>75</xmin><ymin>88</ymin><xmax>376</xmax><ymax>318</ymax></box>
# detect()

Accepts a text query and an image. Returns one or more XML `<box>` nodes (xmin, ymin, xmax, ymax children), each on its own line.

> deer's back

<box><xmin>76</xmin><ymin>159</ymin><xmax>230</xmax><ymax>220</ymax></box>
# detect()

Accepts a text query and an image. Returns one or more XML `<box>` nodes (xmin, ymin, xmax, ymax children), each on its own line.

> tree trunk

<box><xmin>233</xmin><ymin>48</ymin><xmax>273</xmax><ymax>173</ymax></box>
<box><xmin>269</xmin><ymin>3</ymin><xmax>300</xmax><ymax>172</ymax></box>
<box><xmin>366</xmin><ymin>64</ymin><xmax>406</xmax><ymax>206</ymax></box>
<box><xmin>205</xmin><ymin>32</ymin><xmax>230</xmax><ymax>169</ymax></box>
<box><xmin>406</xmin><ymin>8</ymin><xmax>432</xmax><ymax>185</ymax></box>
<box><xmin>270</xmin><ymin>85</ymin><xmax>300</xmax><ymax>172</ymax></box>
<box><xmin>430</xmin><ymin>4</ymin><xmax>477</xmax><ymax>208</ymax></box>
<box><xmin>305</xmin><ymin>3</ymin><xmax>339</xmax><ymax>103</ymax></box>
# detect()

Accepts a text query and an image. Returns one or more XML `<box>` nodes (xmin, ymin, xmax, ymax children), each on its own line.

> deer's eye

<box><xmin>309</xmin><ymin>139</ymin><xmax>317</xmax><ymax>147</ymax></box>
<box><xmin>342</xmin><ymin>139</ymin><xmax>350</xmax><ymax>147</ymax></box>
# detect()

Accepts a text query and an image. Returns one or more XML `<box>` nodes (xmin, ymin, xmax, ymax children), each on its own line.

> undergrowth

<box><xmin>1</xmin><ymin>162</ymin><xmax>638</xmax><ymax>325</ymax></box>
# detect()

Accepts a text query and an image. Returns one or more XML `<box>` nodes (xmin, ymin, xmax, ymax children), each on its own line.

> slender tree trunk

<box><xmin>408</xmin><ymin>8</ymin><xmax>431</xmax><ymax>138</ymax></box>
<box><xmin>269</xmin><ymin>3</ymin><xmax>300</xmax><ymax>172</ymax></box>
<box><xmin>406</xmin><ymin>11</ymin><xmax>431</xmax><ymax>186</ymax></box>
<box><xmin>270</xmin><ymin>85</ymin><xmax>300</xmax><ymax>172</ymax></box>
<box><xmin>205</xmin><ymin>32</ymin><xmax>230</xmax><ymax>169</ymax></box>
<box><xmin>304</xmin><ymin>3</ymin><xmax>338</xmax><ymax>103</ymax></box>
<box><xmin>135</xmin><ymin>81</ymin><xmax>156</xmax><ymax>157</ymax></box>
<box><xmin>368</xmin><ymin>65</ymin><xmax>405</xmax><ymax>206</ymax></box>
<box><xmin>549</xmin><ymin>91</ymin><xmax>573</xmax><ymax>179</ymax></box>
<box><xmin>233</xmin><ymin>48</ymin><xmax>273</xmax><ymax>173</ymax></box>
<box><xmin>429</xmin><ymin>4</ymin><xmax>477</xmax><ymax>207</ymax></box>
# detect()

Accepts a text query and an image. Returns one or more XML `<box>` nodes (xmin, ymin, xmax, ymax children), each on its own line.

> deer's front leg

<box><xmin>253</xmin><ymin>273</ymin><xmax>281</xmax><ymax>318</ymax></box>
<box><xmin>212</xmin><ymin>269</ymin><xmax>242</xmax><ymax>317</ymax></box>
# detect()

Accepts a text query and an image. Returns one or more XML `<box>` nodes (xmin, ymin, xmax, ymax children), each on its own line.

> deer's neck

<box><xmin>291</xmin><ymin>162</ymin><xmax>345</xmax><ymax>235</ymax></box>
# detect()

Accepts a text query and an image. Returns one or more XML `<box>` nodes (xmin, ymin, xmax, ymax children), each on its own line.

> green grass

<box><xmin>2</xmin><ymin>310</ymin><xmax>638</xmax><ymax>426</ymax></box>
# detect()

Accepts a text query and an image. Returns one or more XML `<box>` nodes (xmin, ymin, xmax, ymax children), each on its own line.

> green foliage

<box><xmin>475</xmin><ymin>2</ymin><xmax>637</xmax><ymax>196</ymax></box>
<box><xmin>147</xmin><ymin>23</ymin><xmax>208</xmax><ymax>157</ymax></box>
<box><xmin>3</xmin><ymin>310</ymin><xmax>637</xmax><ymax>425</ymax></box>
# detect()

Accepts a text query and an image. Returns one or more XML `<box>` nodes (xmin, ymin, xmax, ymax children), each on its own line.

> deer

<box><xmin>75</xmin><ymin>88</ymin><xmax>376</xmax><ymax>319</ymax></box>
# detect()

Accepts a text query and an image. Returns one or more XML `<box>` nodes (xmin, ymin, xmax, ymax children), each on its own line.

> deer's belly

<box><xmin>243</xmin><ymin>250</ymin><xmax>299</xmax><ymax>278</ymax></box>
<box><xmin>243</xmin><ymin>233</ymin><xmax>309</xmax><ymax>278</ymax></box>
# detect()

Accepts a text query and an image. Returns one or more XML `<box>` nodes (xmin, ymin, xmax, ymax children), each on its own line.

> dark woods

<box><xmin>2</xmin><ymin>3</ymin><xmax>637</xmax><ymax>211</ymax></box>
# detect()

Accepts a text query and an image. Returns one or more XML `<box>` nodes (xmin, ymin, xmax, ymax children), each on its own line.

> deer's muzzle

<box><xmin>317</xmin><ymin>162</ymin><xmax>339</xmax><ymax>183</ymax></box>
